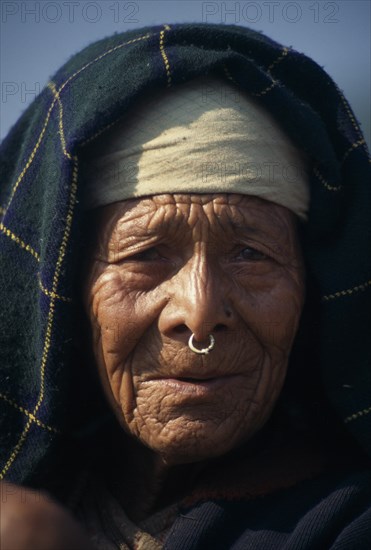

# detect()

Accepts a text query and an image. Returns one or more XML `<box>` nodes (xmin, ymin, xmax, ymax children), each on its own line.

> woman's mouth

<box><xmin>142</xmin><ymin>374</ymin><xmax>242</xmax><ymax>397</ymax></box>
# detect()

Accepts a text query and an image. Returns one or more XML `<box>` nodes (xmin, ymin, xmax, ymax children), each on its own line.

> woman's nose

<box><xmin>158</xmin><ymin>257</ymin><xmax>235</xmax><ymax>345</ymax></box>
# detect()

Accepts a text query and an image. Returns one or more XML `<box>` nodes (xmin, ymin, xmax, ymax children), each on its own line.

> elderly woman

<box><xmin>0</xmin><ymin>22</ymin><xmax>370</xmax><ymax>549</ymax></box>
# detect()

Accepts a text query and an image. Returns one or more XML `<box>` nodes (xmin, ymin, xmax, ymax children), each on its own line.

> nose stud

<box><xmin>188</xmin><ymin>333</ymin><xmax>215</xmax><ymax>355</ymax></box>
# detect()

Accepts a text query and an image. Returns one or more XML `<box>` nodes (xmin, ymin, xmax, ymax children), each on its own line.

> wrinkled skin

<box><xmin>83</xmin><ymin>194</ymin><xmax>305</xmax><ymax>471</ymax></box>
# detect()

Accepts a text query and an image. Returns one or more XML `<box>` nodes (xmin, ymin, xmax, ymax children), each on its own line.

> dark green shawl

<box><xmin>0</xmin><ymin>23</ymin><xmax>370</xmax><ymax>485</ymax></box>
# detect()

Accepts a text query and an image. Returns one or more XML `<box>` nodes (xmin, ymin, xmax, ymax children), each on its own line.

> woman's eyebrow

<box><xmin>116</xmin><ymin>222</ymin><xmax>170</xmax><ymax>240</ymax></box>
<box><xmin>222</xmin><ymin>217</ymin><xmax>285</xmax><ymax>241</ymax></box>
<box><xmin>116</xmin><ymin>209</ymin><xmax>189</xmax><ymax>238</ymax></box>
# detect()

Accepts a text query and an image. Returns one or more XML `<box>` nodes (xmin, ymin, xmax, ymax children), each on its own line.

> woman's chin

<box><xmin>136</xmin><ymin>420</ymin><xmax>257</xmax><ymax>466</ymax></box>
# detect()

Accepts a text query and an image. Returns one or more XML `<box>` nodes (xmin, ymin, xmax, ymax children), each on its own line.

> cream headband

<box><xmin>83</xmin><ymin>76</ymin><xmax>309</xmax><ymax>220</ymax></box>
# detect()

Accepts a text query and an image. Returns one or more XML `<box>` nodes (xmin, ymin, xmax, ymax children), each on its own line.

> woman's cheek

<box><xmin>88</xmin><ymin>277</ymin><xmax>154</xmax><ymax>432</ymax></box>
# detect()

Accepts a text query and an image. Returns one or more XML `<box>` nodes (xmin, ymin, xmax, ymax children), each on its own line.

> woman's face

<box><xmin>83</xmin><ymin>194</ymin><xmax>305</xmax><ymax>464</ymax></box>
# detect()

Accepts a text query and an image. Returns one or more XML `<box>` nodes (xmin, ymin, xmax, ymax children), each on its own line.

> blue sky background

<box><xmin>1</xmin><ymin>0</ymin><xmax>370</xmax><ymax>146</ymax></box>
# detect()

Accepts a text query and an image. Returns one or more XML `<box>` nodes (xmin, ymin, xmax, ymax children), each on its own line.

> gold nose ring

<box><xmin>188</xmin><ymin>333</ymin><xmax>215</xmax><ymax>355</ymax></box>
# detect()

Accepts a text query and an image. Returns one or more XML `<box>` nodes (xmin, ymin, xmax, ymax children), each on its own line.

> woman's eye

<box><xmin>131</xmin><ymin>248</ymin><xmax>162</xmax><ymax>261</ymax></box>
<box><xmin>236</xmin><ymin>247</ymin><xmax>267</xmax><ymax>261</ymax></box>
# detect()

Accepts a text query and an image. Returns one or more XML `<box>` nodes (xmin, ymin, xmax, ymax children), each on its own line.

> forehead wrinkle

<box><xmin>211</xmin><ymin>206</ymin><xmax>264</xmax><ymax>244</ymax></box>
<box><xmin>111</xmin><ymin>202</ymin><xmax>188</xmax><ymax>248</ymax></box>
<box><xmin>217</xmin><ymin>202</ymin><xmax>292</xmax><ymax>242</ymax></box>
<box><xmin>101</xmin><ymin>195</ymin><xmax>296</xmax><ymax>254</ymax></box>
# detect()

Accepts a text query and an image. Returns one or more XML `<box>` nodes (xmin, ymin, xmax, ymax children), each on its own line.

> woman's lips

<box><xmin>143</xmin><ymin>374</ymin><xmax>242</xmax><ymax>396</ymax></box>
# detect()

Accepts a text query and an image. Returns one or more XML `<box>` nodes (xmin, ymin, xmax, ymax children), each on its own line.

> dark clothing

<box><xmin>167</xmin><ymin>469</ymin><xmax>371</xmax><ymax>549</ymax></box>
<box><xmin>72</xmin><ymin>424</ymin><xmax>371</xmax><ymax>548</ymax></box>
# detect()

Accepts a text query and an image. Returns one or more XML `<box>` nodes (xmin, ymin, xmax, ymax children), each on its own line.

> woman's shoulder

<box><xmin>167</xmin><ymin>467</ymin><xmax>371</xmax><ymax>549</ymax></box>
